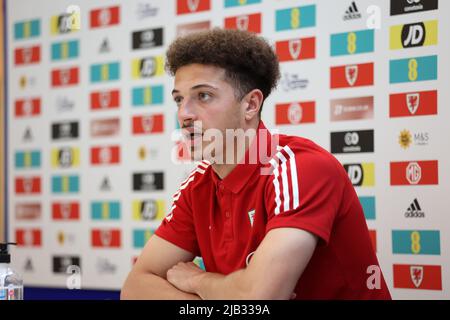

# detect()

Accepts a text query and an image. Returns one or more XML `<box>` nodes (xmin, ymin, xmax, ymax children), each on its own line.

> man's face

<box><xmin>172</xmin><ymin>64</ymin><xmax>244</xmax><ymax>161</ymax></box>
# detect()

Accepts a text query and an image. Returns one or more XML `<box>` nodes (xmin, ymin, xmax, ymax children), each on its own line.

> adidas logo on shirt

<box><xmin>405</xmin><ymin>198</ymin><xmax>425</xmax><ymax>218</ymax></box>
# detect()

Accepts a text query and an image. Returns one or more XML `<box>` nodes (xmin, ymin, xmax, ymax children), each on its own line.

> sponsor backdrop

<box><xmin>0</xmin><ymin>0</ymin><xmax>4</xmax><ymax>242</ymax></box>
<box><xmin>4</xmin><ymin>0</ymin><xmax>449</xmax><ymax>299</ymax></box>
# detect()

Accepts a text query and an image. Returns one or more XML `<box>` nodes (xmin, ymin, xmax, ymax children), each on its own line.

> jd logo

<box><xmin>59</xmin><ymin>148</ymin><xmax>73</xmax><ymax>167</ymax></box>
<box><xmin>140</xmin><ymin>58</ymin><xmax>156</xmax><ymax>77</ymax></box>
<box><xmin>57</xmin><ymin>7</ymin><xmax>81</xmax><ymax>34</ymax></box>
<box><xmin>66</xmin><ymin>5</ymin><xmax>81</xmax><ymax>31</ymax></box>
<box><xmin>346</xmin><ymin>164</ymin><xmax>363</xmax><ymax>186</ymax></box>
<box><xmin>58</xmin><ymin>14</ymin><xmax>73</xmax><ymax>33</ymax></box>
<box><xmin>141</xmin><ymin>200</ymin><xmax>157</xmax><ymax>220</ymax></box>
<box><xmin>402</xmin><ymin>22</ymin><xmax>425</xmax><ymax>48</ymax></box>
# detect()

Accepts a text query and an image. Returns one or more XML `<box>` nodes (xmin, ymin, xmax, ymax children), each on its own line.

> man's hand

<box><xmin>167</xmin><ymin>261</ymin><xmax>205</xmax><ymax>294</ymax></box>
<box><xmin>166</xmin><ymin>228</ymin><xmax>316</xmax><ymax>299</ymax></box>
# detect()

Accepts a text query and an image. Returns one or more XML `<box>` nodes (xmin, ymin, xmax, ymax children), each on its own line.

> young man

<box><xmin>121</xmin><ymin>29</ymin><xmax>391</xmax><ymax>300</ymax></box>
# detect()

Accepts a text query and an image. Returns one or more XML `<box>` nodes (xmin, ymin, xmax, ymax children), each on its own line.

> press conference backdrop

<box><xmin>0</xmin><ymin>0</ymin><xmax>5</xmax><ymax>242</ymax></box>
<box><xmin>4</xmin><ymin>0</ymin><xmax>449</xmax><ymax>299</ymax></box>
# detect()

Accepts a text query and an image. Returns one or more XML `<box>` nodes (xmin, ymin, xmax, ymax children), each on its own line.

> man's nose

<box><xmin>178</xmin><ymin>99</ymin><xmax>197</xmax><ymax>125</ymax></box>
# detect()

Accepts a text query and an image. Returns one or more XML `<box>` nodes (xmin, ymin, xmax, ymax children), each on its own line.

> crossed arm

<box><xmin>121</xmin><ymin>227</ymin><xmax>317</xmax><ymax>300</ymax></box>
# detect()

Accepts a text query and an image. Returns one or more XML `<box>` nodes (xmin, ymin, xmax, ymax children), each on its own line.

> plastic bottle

<box><xmin>0</xmin><ymin>243</ymin><xmax>24</xmax><ymax>300</ymax></box>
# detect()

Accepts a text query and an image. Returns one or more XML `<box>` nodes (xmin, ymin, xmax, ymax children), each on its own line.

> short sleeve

<box><xmin>264</xmin><ymin>145</ymin><xmax>346</xmax><ymax>245</ymax></box>
<box><xmin>155</xmin><ymin>180</ymin><xmax>200</xmax><ymax>256</ymax></box>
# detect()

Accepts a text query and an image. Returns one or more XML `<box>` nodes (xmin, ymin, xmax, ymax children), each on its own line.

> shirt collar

<box><xmin>211</xmin><ymin>121</ymin><xmax>277</xmax><ymax>194</ymax></box>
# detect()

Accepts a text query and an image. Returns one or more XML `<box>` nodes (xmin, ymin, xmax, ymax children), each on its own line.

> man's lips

<box><xmin>182</xmin><ymin>127</ymin><xmax>203</xmax><ymax>140</ymax></box>
<box><xmin>186</xmin><ymin>132</ymin><xmax>203</xmax><ymax>140</ymax></box>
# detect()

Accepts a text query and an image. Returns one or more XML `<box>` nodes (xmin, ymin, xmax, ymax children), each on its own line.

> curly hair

<box><xmin>165</xmin><ymin>28</ymin><xmax>280</xmax><ymax>112</ymax></box>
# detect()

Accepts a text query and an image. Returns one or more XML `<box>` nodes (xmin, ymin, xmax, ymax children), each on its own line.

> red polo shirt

<box><xmin>155</xmin><ymin>121</ymin><xmax>391</xmax><ymax>299</ymax></box>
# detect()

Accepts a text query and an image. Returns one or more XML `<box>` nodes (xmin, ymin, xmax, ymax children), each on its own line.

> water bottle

<box><xmin>0</xmin><ymin>243</ymin><xmax>24</xmax><ymax>300</ymax></box>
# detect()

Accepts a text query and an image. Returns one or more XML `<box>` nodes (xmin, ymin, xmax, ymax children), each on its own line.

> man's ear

<box><xmin>243</xmin><ymin>89</ymin><xmax>264</xmax><ymax>121</ymax></box>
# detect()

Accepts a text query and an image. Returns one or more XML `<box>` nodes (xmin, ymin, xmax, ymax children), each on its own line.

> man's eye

<box><xmin>198</xmin><ymin>92</ymin><xmax>212</xmax><ymax>101</ymax></box>
<box><xmin>174</xmin><ymin>96</ymin><xmax>182</xmax><ymax>105</ymax></box>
